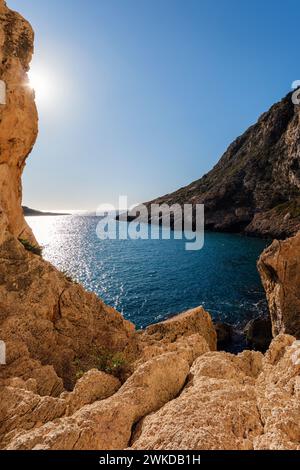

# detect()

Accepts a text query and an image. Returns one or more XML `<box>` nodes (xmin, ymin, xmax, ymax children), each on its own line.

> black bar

<box><xmin>0</xmin><ymin>450</ymin><xmax>299</xmax><ymax>467</ymax></box>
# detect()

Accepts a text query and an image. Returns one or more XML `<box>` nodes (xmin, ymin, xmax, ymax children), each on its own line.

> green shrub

<box><xmin>95</xmin><ymin>350</ymin><xmax>126</xmax><ymax>377</ymax></box>
<box><xmin>72</xmin><ymin>350</ymin><xmax>127</xmax><ymax>383</ymax></box>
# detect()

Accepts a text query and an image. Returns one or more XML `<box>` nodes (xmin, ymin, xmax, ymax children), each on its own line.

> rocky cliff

<box><xmin>0</xmin><ymin>0</ymin><xmax>139</xmax><ymax>394</ymax></box>
<box><xmin>0</xmin><ymin>0</ymin><xmax>300</xmax><ymax>451</ymax></box>
<box><xmin>258</xmin><ymin>231</ymin><xmax>300</xmax><ymax>339</ymax></box>
<box><xmin>138</xmin><ymin>93</ymin><xmax>300</xmax><ymax>239</ymax></box>
<box><xmin>0</xmin><ymin>0</ymin><xmax>38</xmax><ymax>243</ymax></box>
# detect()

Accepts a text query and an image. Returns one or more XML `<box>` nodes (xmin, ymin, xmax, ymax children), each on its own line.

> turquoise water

<box><xmin>26</xmin><ymin>215</ymin><xmax>269</xmax><ymax>330</ymax></box>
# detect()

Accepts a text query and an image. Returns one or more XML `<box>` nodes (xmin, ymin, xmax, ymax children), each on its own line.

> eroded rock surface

<box><xmin>0</xmin><ymin>235</ymin><xmax>137</xmax><ymax>390</ymax></box>
<box><xmin>258</xmin><ymin>232</ymin><xmax>300</xmax><ymax>338</ymax></box>
<box><xmin>0</xmin><ymin>0</ymin><xmax>38</xmax><ymax>242</ymax></box>
<box><xmin>5</xmin><ymin>353</ymin><xmax>190</xmax><ymax>450</ymax></box>
<box><xmin>131</xmin><ymin>335</ymin><xmax>300</xmax><ymax>450</ymax></box>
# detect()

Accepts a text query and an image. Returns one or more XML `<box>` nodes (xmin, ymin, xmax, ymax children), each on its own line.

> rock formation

<box><xmin>0</xmin><ymin>0</ymin><xmax>38</xmax><ymax>243</ymax></box>
<box><xmin>131</xmin><ymin>93</ymin><xmax>300</xmax><ymax>239</ymax></box>
<box><xmin>258</xmin><ymin>232</ymin><xmax>300</xmax><ymax>338</ymax></box>
<box><xmin>2</xmin><ymin>334</ymin><xmax>300</xmax><ymax>450</ymax></box>
<box><xmin>0</xmin><ymin>0</ymin><xmax>300</xmax><ymax>452</ymax></box>
<box><xmin>131</xmin><ymin>335</ymin><xmax>300</xmax><ymax>450</ymax></box>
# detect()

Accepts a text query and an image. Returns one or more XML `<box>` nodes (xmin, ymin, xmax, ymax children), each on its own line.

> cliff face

<box><xmin>0</xmin><ymin>0</ymin><xmax>300</xmax><ymax>451</ymax></box>
<box><xmin>0</xmin><ymin>0</ymin><xmax>38</xmax><ymax>242</ymax></box>
<box><xmin>258</xmin><ymin>232</ymin><xmax>300</xmax><ymax>338</ymax></box>
<box><xmin>141</xmin><ymin>93</ymin><xmax>300</xmax><ymax>239</ymax></box>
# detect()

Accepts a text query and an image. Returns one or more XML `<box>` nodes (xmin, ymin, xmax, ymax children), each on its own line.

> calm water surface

<box><xmin>27</xmin><ymin>215</ymin><xmax>269</xmax><ymax>331</ymax></box>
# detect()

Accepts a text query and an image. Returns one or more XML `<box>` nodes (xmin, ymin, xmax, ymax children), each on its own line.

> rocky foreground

<box><xmin>0</xmin><ymin>0</ymin><xmax>300</xmax><ymax>451</ymax></box>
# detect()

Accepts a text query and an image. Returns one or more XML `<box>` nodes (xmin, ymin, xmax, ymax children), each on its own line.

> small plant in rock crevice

<box><xmin>72</xmin><ymin>349</ymin><xmax>128</xmax><ymax>384</ymax></box>
<box><xmin>18</xmin><ymin>238</ymin><xmax>42</xmax><ymax>256</ymax></box>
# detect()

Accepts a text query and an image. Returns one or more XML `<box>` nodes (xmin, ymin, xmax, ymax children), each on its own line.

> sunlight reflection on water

<box><xmin>27</xmin><ymin>215</ymin><xmax>269</xmax><ymax>331</ymax></box>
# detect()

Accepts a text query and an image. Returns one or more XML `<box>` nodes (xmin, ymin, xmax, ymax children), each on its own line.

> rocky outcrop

<box><xmin>131</xmin><ymin>335</ymin><xmax>300</xmax><ymax>450</ymax></box>
<box><xmin>5</xmin><ymin>353</ymin><xmax>190</xmax><ymax>450</ymax></box>
<box><xmin>131</xmin><ymin>93</ymin><xmax>300</xmax><ymax>239</ymax></box>
<box><xmin>4</xmin><ymin>335</ymin><xmax>299</xmax><ymax>450</ymax></box>
<box><xmin>0</xmin><ymin>302</ymin><xmax>216</xmax><ymax>449</ymax></box>
<box><xmin>0</xmin><ymin>0</ymin><xmax>38</xmax><ymax>242</ymax></box>
<box><xmin>0</xmin><ymin>1</ymin><xmax>140</xmax><ymax>394</ymax></box>
<box><xmin>0</xmin><ymin>233</ymin><xmax>137</xmax><ymax>390</ymax></box>
<box><xmin>140</xmin><ymin>307</ymin><xmax>217</xmax><ymax>352</ymax></box>
<box><xmin>258</xmin><ymin>232</ymin><xmax>300</xmax><ymax>338</ymax></box>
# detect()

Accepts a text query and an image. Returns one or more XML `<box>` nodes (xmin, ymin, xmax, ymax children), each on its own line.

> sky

<box><xmin>9</xmin><ymin>0</ymin><xmax>300</xmax><ymax>211</ymax></box>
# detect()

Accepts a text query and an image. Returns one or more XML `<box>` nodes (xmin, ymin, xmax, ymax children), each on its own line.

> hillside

<box><xmin>142</xmin><ymin>93</ymin><xmax>300</xmax><ymax>239</ymax></box>
<box><xmin>22</xmin><ymin>206</ymin><xmax>69</xmax><ymax>216</ymax></box>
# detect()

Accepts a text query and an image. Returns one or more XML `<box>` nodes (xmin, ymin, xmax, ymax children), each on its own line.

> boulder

<box><xmin>65</xmin><ymin>369</ymin><xmax>121</xmax><ymax>415</ymax></box>
<box><xmin>142</xmin><ymin>307</ymin><xmax>217</xmax><ymax>351</ymax></box>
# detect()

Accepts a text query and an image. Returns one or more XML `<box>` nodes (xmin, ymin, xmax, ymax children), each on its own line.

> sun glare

<box><xmin>28</xmin><ymin>68</ymin><xmax>53</xmax><ymax>104</ymax></box>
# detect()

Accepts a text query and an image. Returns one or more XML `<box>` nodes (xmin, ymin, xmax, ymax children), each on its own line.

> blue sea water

<box><xmin>26</xmin><ymin>215</ymin><xmax>269</xmax><ymax>332</ymax></box>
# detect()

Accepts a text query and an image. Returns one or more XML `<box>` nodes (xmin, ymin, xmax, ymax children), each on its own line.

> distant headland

<box><xmin>22</xmin><ymin>206</ymin><xmax>70</xmax><ymax>216</ymax></box>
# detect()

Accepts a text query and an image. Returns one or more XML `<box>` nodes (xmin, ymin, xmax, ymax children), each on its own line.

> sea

<box><xmin>26</xmin><ymin>215</ymin><xmax>269</xmax><ymax>349</ymax></box>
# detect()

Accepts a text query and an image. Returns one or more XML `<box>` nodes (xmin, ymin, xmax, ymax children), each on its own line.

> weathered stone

<box><xmin>141</xmin><ymin>307</ymin><xmax>217</xmax><ymax>352</ymax></box>
<box><xmin>0</xmin><ymin>0</ymin><xmax>38</xmax><ymax>243</ymax></box>
<box><xmin>6</xmin><ymin>353</ymin><xmax>190</xmax><ymax>450</ymax></box>
<box><xmin>258</xmin><ymin>232</ymin><xmax>300</xmax><ymax>338</ymax></box>
<box><xmin>131</xmin><ymin>336</ymin><xmax>300</xmax><ymax>450</ymax></box>
<box><xmin>65</xmin><ymin>369</ymin><xmax>121</xmax><ymax>415</ymax></box>
<box><xmin>131</xmin><ymin>350</ymin><xmax>264</xmax><ymax>450</ymax></box>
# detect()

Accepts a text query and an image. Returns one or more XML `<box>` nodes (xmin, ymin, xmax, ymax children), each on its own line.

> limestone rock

<box><xmin>0</xmin><ymin>0</ymin><xmax>38</xmax><ymax>242</ymax></box>
<box><xmin>0</xmin><ymin>384</ymin><xmax>67</xmax><ymax>449</ymax></box>
<box><xmin>0</xmin><ymin>229</ymin><xmax>137</xmax><ymax>390</ymax></box>
<box><xmin>254</xmin><ymin>335</ymin><xmax>300</xmax><ymax>450</ymax></box>
<box><xmin>135</xmin><ymin>333</ymin><xmax>210</xmax><ymax>369</ymax></box>
<box><xmin>6</xmin><ymin>353</ymin><xmax>190</xmax><ymax>450</ymax></box>
<box><xmin>131</xmin><ymin>336</ymin><xmax>300</xmax><ymax>450</ymax></box>
<box><xmin>141</xmin><ymin>307</ymin><xmax>217</xmax><ymax>352</ymax></box>
<box><xmin>65</xmin><ymin>369</ymin><xmax>121</xmax><ymax>415</ymax></box>
<box><xmin>131</xmin><ymin>350</ymin><xmax>264</xmax><ymax>450</ymax></box>
<box><xmin>258</xmin><ymin>232</ymin><xmax>300</xmax><ymax>338</ymax></box>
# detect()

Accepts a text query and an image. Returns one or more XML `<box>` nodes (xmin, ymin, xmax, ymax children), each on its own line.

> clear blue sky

<box><xmin>9</xmin><ymin>0</ymin><xmax>300</xmax><ymax>211</ymax></box>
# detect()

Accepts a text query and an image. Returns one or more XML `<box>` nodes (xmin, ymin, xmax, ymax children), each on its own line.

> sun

<box><xmin>28</xmin><ymin>69</ymin><xmax>50</xmax><ymax>102</ymax></box>
<box><xmin>27</xmin><ymin>67</ymin><xmax>56</xmax><ymax>106</ymax></box>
